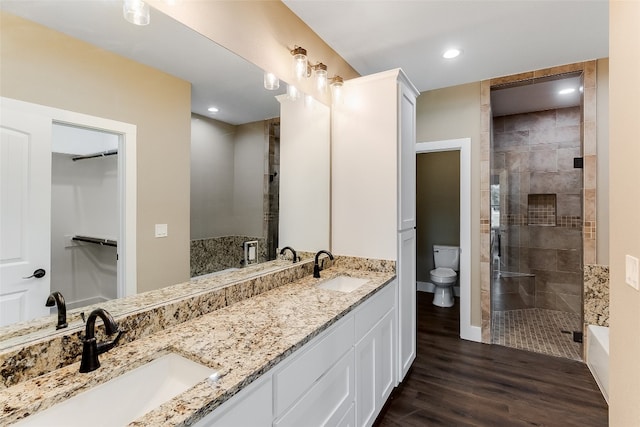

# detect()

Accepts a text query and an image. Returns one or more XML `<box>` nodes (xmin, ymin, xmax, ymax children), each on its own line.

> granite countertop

<box><xmin>1</xmin><ymin>266</ymin><xmax>395</xmax><ymax>426</ymax></box>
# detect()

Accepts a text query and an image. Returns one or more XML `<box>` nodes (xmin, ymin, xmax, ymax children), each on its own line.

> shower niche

<box><xmin>527</xmin><ymin>194</ymin><xmax>557</xmax><ymax>227</ymax></box>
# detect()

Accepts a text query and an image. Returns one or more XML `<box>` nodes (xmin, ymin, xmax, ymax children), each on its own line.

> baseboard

<box><xmin>461</xmin><ymin>325</ymin><xmax>482</xmax><ymax>343</ymax></box>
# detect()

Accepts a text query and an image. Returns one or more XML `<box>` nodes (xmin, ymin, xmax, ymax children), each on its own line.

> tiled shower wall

<box><xmin>480</xmin><ymin>61</ymin><xmax>597</xmax><ymax>343</ymax></box>
<box><xmin>493</xmin><ymin>107</ymin><xmax>583</xmax><ymax>314</ymax></box>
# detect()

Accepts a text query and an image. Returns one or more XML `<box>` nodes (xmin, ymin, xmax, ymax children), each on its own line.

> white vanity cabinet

<box><xmin>195</xmin><ymin>281</ymin><xmax>397</xmax><ymax>427</ymax></box>
<box><xmin>354</xmin><ymin>281</ymin><xmax>396</xmax><ymax>427</ymax></box>
<box><xmin>332</xmin><ymin>68</ymin><xmax>419</xmax><ymax>384</ymax></box>
<box><xmin>273</xmin><ymin>315</ymin><xmax>355</xmax><ymax>426</ymax></box>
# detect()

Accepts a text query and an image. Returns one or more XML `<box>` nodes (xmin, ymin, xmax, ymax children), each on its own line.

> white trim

<box><xmin>0</xmin><ymin>97</ymin><xmax>137</xmax><ymax>298</ymax></box>
<box><xmin>416</xmin><ymin>138</ymin><xmax>480</xmax><ymax>342</ymax></box>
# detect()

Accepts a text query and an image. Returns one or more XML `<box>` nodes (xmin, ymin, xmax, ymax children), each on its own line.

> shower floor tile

<box><xmin>491</xmin><ymin>308</ymin><xmax>582</xmax><ymax>361</ymax></box>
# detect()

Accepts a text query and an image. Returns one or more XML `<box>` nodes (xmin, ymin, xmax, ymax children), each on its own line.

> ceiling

<box><xmin>283</xmin><ymin>0</ymin><xmax>608</xmax><ymax>93</ymax></box>
<box><xmin>2</xmin><ymin>1</ymin><xmax>609</xmax><ymax>120</ymax></box>
<box><xmin>283</xmin><ymin>0</ymin><xmax>608</xmax><ymax>115</ymax></box>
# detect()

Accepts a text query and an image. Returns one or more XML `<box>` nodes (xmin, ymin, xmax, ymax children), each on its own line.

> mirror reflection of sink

<box><xmin>316</xmin><ymin>276</ymin><xmax>368</xmax><ymax>293</ymax></box>
<box><xmin>15</xmin><ymin>353</ymin><xmax>218</xmax><ymax>427</ymax></box>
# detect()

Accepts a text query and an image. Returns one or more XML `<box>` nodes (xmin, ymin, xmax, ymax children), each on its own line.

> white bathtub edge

<box><xmin>587</xmin><ymin>325</ymin><xmax>609</xmax><ymax>404</ymax></box>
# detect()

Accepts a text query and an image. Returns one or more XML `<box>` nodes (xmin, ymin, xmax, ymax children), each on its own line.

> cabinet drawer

<box><xmin>355</xmin><ymin>281</ymin><xmax>395</xmax><ymax>342</ymax></box>
<box><xmin>274</xmin><ymin>315</ymin><xmax>354</xmax><ymax>416</ymax></box>
<box><xmin>274</xmin><ymin>349</ymin><xmax>354</xmax><ymax>427</ymax></box>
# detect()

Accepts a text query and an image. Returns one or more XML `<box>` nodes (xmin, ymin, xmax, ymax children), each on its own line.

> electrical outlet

<box><xmin>625</xmin><ymin>255</ymin><xmax>639</xmax><ymax>290</ymax></box>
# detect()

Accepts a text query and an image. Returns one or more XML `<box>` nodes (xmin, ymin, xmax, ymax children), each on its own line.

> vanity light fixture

<box><xmin>291</xmin><ymin>46</ymin><xmax>308</xmax><ymax>80</ymax></box>
<box><xmin>290</xmin><ymin>45</ymin><xmax>333</xmax><ymax>93</ymax></box>
<box><xmin>330</xmin><ymin>75</ymin><xmax>344</xmax><ymax>104</ymax></box>
<box><xmin>264</xmin><ymin>72</ymin><xmax>280</xmax><ymax>90</ymax></box>
<box><xmin>314</xmin><ymin>63</ymin><xmax>328</xmax><ymax>92</ymax></box>
<box><xmin>442</xmin><ymin>48</ymin><xmax>461</xmax><ymax>59</ymax></box>
<box><xmin>123</xmin><ymin>0</ymin><xmax>150</xmax><ymax>26</ymax></box>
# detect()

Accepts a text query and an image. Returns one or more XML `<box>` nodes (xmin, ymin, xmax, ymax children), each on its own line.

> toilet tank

<box><xmin>433</xmin><ymin>245</ymin><xmax>460</xmax><ymax>270</ymax></box>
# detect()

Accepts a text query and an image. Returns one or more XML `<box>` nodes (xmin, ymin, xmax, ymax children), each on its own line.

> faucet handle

<box><xmin>97</xmin><ymin>329</ymin><xmax>125</xmax><ymax>355</ymax></box>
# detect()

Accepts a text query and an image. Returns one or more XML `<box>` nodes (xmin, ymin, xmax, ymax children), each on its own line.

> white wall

<box><xmin>331</xmin><ymin>71</ymin><xmax>398</xmax><ymax>260</ymax></box>
<box><xmin>278</xmin><ymin>95</ymin><xmax>331</xmax><ymax>253</ymax></box>
<box><xmin>50</xmin><ymin>149</ymin><xmax>118</xmax><ymax>308</ymax></box>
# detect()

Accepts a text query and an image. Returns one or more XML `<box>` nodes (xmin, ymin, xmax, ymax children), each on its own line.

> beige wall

<box><xmin>416</xmin><ymin>82</ymin><xmax>482</xmax><ymax>325</ymax></box>
<box><xmin>609</xmin><ymin>1</ymin><xmax>640</xmax><ymax>425</ymax></box>
<box><xmin>416</xmin><ymin>151</ymin><xmax>461</xmax><ymax>281</ymax></box>
<box><xmin>0</xmin><ymin>12</ymin><xmax>192</xmax><ymax>293</ymax></box>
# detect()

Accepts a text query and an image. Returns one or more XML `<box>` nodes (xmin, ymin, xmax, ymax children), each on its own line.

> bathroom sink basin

<box><xmin>16</xmin><ymin>353</ymin><xmax>218</xmax><ymax>427</ymax></box>
<box><xmin>316</xmin><ymin>276</ymin><xmax>368</xmax><ymax>293</ymax></box>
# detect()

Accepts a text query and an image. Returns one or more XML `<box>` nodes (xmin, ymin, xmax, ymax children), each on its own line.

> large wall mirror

<box><xmin>0</xmin><ymin>1</ymin><xmax>330</xmax><ymax>348</ymax></box>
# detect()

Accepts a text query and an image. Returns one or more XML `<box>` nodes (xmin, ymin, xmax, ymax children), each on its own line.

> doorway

<box><xmin>416</xmin><ymin>138</ymin><xmax>478</xmax><ymax>342</ymax></box>
<box><xmin>489</xmin><ymin>73</ymin><xmax>585</xmax><ymax>360</ymax></box>
<box><xmin>0</xmin><ymin>97</ymin><xmax>136</xmax><ymax>326</ymax></box>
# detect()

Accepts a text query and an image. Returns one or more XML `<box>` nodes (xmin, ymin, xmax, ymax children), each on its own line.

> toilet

<box><xmin>430</xmin><ymin>245</ymin><xmax>460</xmax><ymax>308</ymax></box>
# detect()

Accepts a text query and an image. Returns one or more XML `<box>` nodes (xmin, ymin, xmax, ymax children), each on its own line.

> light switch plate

<box><xmin>625</xmin><ymin>255</ymin><xmax>639</xmax><ymax>290</ymax></box>
<box><xmin>155</xmin><ymin>224</ymin><xmax>168</xmax><ymax>238</ymax></box>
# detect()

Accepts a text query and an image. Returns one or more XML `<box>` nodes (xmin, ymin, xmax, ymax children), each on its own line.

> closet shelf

<box><xmin>71</xmin><ymin>149</ymin><xmax>118</xmax><ymax>161</ymax></box>
<box><xmin>72</xmin><ymin>235</ymin><xmax>117</xmax><ymax>247</ymax></box>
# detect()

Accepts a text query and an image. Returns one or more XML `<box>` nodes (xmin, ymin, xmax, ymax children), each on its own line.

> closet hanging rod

<box><xmin>72</xmin><ymin>235</ymin><xmax>117</xmax><ymax>247</ymax></box>
<box><xmin>71</xmin><ymin>149</ymin><xmax>118</xmax><ymax>161</ymax></box>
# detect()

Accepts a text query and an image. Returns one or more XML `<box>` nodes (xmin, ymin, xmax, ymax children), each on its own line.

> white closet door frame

<box><xmin>1</xmin><ymin>97</ymin><xmax>137</xmax><ymax>299</ymax></box>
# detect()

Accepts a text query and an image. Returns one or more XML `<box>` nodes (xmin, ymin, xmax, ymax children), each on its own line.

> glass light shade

<box><xmin>287</xmin><ymin>84</ymin><xmax>300</xmax><ymax>100</ymax></box>
<box><xmin>330</xmin><ymin>77</ymin><xmax>344</xmax><ymax>105</ymax></box>
<box><xmin>293</xmin><ymin>54</ymin><xmax>307</xmax><ymax>79</ymax></box>
<box><xmin>264</xmin><ymin>72</ymin><xmax>279</xmax><ymax>90</ymax></box>
<box><xmin>291</xmin><ymin>46</ymin><xmax>308</xmax><ymax>80</ymax></box>
<box><xmin>315</xmin><ymin>68</ymin><xmax>328</xmax><ymax>92</ymax></box>
<box><xmin>123</xmin><ymin>0</ymin><xmax>150</xmax><ymax>26</ymax></box>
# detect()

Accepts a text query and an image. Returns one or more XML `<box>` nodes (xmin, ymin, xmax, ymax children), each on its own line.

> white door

<box><xmin>0</xmin><ymin>106</ymin><xmax>52</xmax><ymax>326</ymax></box>
<box><xmin>398</xmin><ymin>228</ymin><xmax>416</xmax><ymax>381</ymax></box>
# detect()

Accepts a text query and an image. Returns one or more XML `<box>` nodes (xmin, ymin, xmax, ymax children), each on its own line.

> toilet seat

<box><xmin>430</xmin><ymin>267</ymin><xmax>457</xmax><ymax>285</ymax></box>
<box><xmin>430</xmin><ymin>267</ymin><xmax>456</xmax><ymax>279</ymax></box>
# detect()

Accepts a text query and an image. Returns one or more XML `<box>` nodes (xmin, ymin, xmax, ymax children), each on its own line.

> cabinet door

<box><xmin>398</xmin><ymin>228</ymin><xmax>416</xmax><ymax>381</ymax></box>
<box><xmin>274</xmin><ymin>350</ymin><xmax>354</xmax><ymax>427</ymax></box>
<box><xmin>355</xmin><ymin>309</ymin><xmax>395</xmax><ymax>427</ymax></box>
<box><xmin>398</xmin><ymin>81</ymin><xmax>416</xmax><ymax>231</ymax></box>
<box><xmin>194</xmin><ymin>373</ymin><xmax>272</xmax><ymax>427</ymax></box>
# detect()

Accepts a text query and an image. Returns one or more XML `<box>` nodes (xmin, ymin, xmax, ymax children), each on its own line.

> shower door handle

<box><xmin>23</xmin><ymin>268</ymin><xmax>46</xmax><ymax>279</ymax></box>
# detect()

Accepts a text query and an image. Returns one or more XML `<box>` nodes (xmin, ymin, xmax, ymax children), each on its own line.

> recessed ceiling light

<box><xmin>208</xmin><ymin>107</ymin><xmax>219</xmax><ymax>113</ymax></box>
<box><xmin>442</xmin><ymin>48</ymin><xmax>461</xmax><ymax>59</ymax></box>
<box><xmin>558</xmin><ymin>88</ymin><xmax>576</xmax><ymax>95</ymax></box>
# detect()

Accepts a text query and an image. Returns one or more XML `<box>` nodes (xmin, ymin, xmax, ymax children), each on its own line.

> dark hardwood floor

<box><xmin>375</xmin><ymin>292</ymin><xmax>608</xmax><ymax>426</ymax></box>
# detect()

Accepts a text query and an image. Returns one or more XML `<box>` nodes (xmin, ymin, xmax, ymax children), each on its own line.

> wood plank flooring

<box><xmin>374</xmin><ymin>292</ymin><xmax>608</xmax><ymax>426</ymax></box>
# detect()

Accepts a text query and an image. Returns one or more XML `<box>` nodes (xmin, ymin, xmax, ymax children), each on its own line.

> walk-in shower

<box><xmin>490</xmin><ymin>72</ymin><xmax>584</xmax><ymax>360</ymax></box>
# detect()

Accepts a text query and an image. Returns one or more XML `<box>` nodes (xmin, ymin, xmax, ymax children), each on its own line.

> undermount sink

<box><xmin>316</xmin><ymin>276</ymin><xmax>368</xmax><ymax>293</ymax></box>
<box><xmin>16</xmin><ymin>353</ymin><xmax>218</xmax><ymax>427</ymax></box>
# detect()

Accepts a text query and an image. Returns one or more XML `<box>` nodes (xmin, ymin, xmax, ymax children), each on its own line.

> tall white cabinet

<box><xmin>332</xmin><ymin>69</ymin><xmax>419</xmax><ymax>383</ymax></box>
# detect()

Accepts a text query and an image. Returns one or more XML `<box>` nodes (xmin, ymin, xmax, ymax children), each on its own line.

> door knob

<box><xmin>23</xmin><ymin>268</ymin><xmax>46</xmax><ymax>279</ymax></box>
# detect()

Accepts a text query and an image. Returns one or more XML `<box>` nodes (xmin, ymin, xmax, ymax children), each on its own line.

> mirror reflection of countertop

<box><xmin>1</xmin><ymin>265</ymin><xmax>395</xmax><ymax>426</ymax></box>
